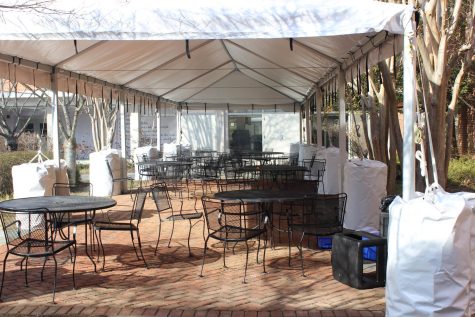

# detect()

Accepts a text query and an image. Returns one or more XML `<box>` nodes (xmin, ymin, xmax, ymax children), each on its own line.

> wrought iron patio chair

<box><xmin>302</xmin><ymin>158</ymin><xmax>326</xmax><ymax>194</ymax></box>
<box><xmin>269</xmin><ymin>179</ymin><xmax>320</xmax><ymax>251</ymax></box>
<box><xmin>200</xmin><ymin>197</ymin><xmax>268</xmax><ymax>283</ymax></box>
<box><xmin>106</xmin><ymin>159</ymin><xmax>134</xmax><ymax>199</ymax></box>
<box><xmin>0</xmin><ymin>208</ymin><xmax>77</xmax><ymax>303</ymax></box>
<box><xmin>93</xmin><ymin>189</ymin><xmax>148</xmax><ymax>270</ymax></box>
<box><xmin>288</xmin><ymin>193</ymin><xmax>347</xmax><ymax>276</ymax></box>
<box><xmin>52</xmin><ymin>182</ymin><xmax>94</xmax><ymax>242</ymax></box>
<box><xmin>151</xmin><ymin>182</ymin><xmax>203</xmax><ymax>257</ymax></box>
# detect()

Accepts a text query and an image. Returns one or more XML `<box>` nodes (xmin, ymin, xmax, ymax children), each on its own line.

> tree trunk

<box><xmin>5</xmin><ymin>135</ymin><xmax>18</xmax><ymax>151</ymax></box>
<box><xmin>64</xmin><ymin>138</ymin><xmax>77</xmax><ymax>185</ymax></box>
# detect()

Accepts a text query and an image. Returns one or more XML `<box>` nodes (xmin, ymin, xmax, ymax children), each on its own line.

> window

<box><xmin>40</xmin><ymin>123</ymin><xmax>47</xmax><ymax>137</ymax></box>
<box><xmin>25</xmin><ymin>123</ymin><xmax>34</xmax><ymax>133</ymax></box>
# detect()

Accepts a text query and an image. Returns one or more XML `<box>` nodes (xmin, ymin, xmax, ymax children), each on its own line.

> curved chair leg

<box><xmin>298</xmin><ymin>232</ymin><xmax>306</xmax><ymax>277</ymax></box>
<box><xmin>168</xmin><ymin>218</ymin><xmax>176</xmax><ymax>248</ymax></box>
<box><xmin>98</xmin><ymin>230</ymin><xmax>106</xmax><ymax>271</ymax></box>
<box><xmin>41</xmin><ymin>256</ymin><xmax>48</xmax><ymax>281</ymax></box>
<box><xmin>0</xmin><ymin>253</ymin><xmax>10</xmax><ymax>298</ymax></box>
<box><xmin>154</xmin><ymin>220</ymin><xmax>162</xmax><ymax>256</ymax></box>
<box><xmin>243</xmin><ymin>240</ymin><xmax>250</xmax><ymax>284</ymax></box>
<box><xmin>52</xmin><ymin>255</ymin><xmax>58</xmax><ymax>304</ymax></box>
<box><xmin>72</xmin><ymin>243</ymin><xmax>77</xmax><ymax>289</ymax></box>
<box><xmin>187</xmin><ymin>219</ymin><xmax>193</xmax><ymax>257</ymax></box>
<box><xmin>199</xmin><ymin>236</ymin><xmax>210</xmax><ymax>277</ymax></box>
<box><xmin>263</xmin><ymin>231</ymin><xmax>268</xmax><ymax>274</ymax></box>
<box><xmin>136</xmin><ymin>229</ymin><xmax>148</xmax><ymax>269</ymax></box>
<box><xmin>20</xmin><ymin>257</ymin><xmax>25</xmax><ymax>271</ymax></box>
<box><xmin>24</xmin><ymin>257</ymin><xmax>29</xmax><ymax>287</ymax></box>
<box><xmin>256</xmin><ymin>236</ymin><xmax>261</xmax><ymax>264</ymax></box>
<box><xmin>223</xmin><ymin>241</ymin><xmax>227</xmax><ymax>268</ymax></box>
<box><xmin>94</xmin><ymin>229</ymin><xmax>101</xmax><ymax>261</ymax></box>
<box><xmin>130</xmin><ymin>230</ymin><xmax>140</xmax><ymax>261</ymax></box>
<box><xmin>288</xmin><ymin>228</ymin><xmax>293</xmax><ymax>267</ymax></box>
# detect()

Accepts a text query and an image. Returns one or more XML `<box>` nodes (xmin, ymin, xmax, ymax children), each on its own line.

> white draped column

<box><xmin>338</xmin><ymin>70</ymin><xmax>348</xmax><ymax>192</ymax></box>
<box><xmin>402</xmin><ymin>27</ymin><xmax>417</xmax><ymax>200</ymax></box>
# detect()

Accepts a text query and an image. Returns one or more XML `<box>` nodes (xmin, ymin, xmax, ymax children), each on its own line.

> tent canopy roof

<box><xmin>0</xmin><ymin>0</ymin><xmax>413</xmax><ymax>105</ymax></box>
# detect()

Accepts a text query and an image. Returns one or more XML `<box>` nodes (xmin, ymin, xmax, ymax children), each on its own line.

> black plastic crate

<box><xmin>331</xmin><ymin>230</ymin><xmax>387</xmax><ymax>289</ymax></box>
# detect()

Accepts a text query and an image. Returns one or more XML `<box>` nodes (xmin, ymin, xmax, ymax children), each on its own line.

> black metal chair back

<box><xmin>293</xmin><ymin>193</ymin><xmax>347</xmax><ymax>236</ymax></box>
<box><xmin>151</xmin><ymin>183</ymin><xmax>173</xmax><ymax>214</ymax></box>
<box><xmin>0</xmin><ymin>208</ymin><xmax>76</xmax><ymax>302</ymax></box>
<box><xmin>131</xmin><ymin>190</ymin><xmax>147</xmax><ymax>223</ymax></box>
<box><xmin>0</xmin><ymin>208</ymin><xmax>52</xmax><ymax>253</ymax></box>
<box><xmin>200</xmin><ymin>197</ymin><xmax>268</xmax><ymax>282</ymax></box>
<box><xmin>53</xmin><ymin>182</ymin><xmax>93</xmax><ymax>196</ymax></box>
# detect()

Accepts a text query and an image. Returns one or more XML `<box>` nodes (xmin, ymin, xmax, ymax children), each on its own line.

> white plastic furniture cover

<box><xmin>386</xmin><ymin>187</ymin><xmax>474</xmax><ymax>317</ymax></box>
<box><xmin>320</xmin><ymin>147</ymin><xmax>341</xmax><ymax>195</ymax></box>
<box><xmin>12</xmin><ymin>159</ymin><xmax>68</xmax><ymax>198</ymax></box>
<box><xmin>89</xmin><ymin>149</ymin><xmax>122</xmax><ymax>197</ymax></box>
<box><xmin>343</xmin><ymin>159</ymin><xmax>387</xmax><ymax>232</ymax></box>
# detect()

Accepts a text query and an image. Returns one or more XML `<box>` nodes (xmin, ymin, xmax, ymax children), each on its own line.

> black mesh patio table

<box><xmin>0</xmin><ymin>196</ymin><xmax>116</xmax><ymax>272</ymax></box>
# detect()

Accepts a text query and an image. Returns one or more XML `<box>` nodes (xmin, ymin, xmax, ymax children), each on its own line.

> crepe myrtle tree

<box><xmin>384</xmin><ymin>0</ymin><xmax>475</xmax><ymax>188</ymax></box>
<box><xmin>0</xmin><ymin>78</ymin><xmax>48</xmax><ymax>151</ymax></box>
<box><xmin>84</xmin><ymin>93</ymin><xmax>118</xmax><ymax>152</ymax></box>
<box><xmin>57</xmin><ymin>89</ymin><xmax>86</xmax><ymax>185</ymax></box>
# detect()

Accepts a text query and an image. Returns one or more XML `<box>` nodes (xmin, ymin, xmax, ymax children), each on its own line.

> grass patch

<box><xmin>448</xmin><ymin>155</ymin><xmax>475</xmax><ymax>192</ymax></box>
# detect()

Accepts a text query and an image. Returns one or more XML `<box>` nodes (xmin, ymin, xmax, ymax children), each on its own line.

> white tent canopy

<box><xmin>0</xmin><ymin>0</ymin><xmax>413</xmax><ymax>105</ymax></box>
<box><xmin>0</xmin><ymin>0</ymin><xmax>416</xmax><ymax>198</ymax></box>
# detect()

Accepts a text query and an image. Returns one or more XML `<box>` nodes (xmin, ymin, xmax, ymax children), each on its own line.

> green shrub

<box><xmin>448</xmin><ymin>155</ymin><xmax>475</xmax><ymax>191</ymax></box>
<box><xmin>0</xmin><ymin>151</ymin><xmax>38</xmax><ymax>198</ymax></box>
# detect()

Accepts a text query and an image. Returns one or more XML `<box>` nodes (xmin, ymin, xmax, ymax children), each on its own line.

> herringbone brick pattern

<box><xmin>0</xmin><ymin>193</ymin><xmax>386</xmax><ymax>316</ymax></box>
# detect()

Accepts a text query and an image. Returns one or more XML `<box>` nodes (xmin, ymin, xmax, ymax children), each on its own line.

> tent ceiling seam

<box><xmin>122</xmin><ymin>39</ymin><xmax>215</xmax><ymax>86</ymax></box>
<box><xmin>182</xmin><ymin>69</ymin><xmax>235</xmax><ymax>102</ymax></box>
<box><xmin>235</xmin><ymin>60</ymin><xmax>306</xmax><ymax>97</ymax></box>
<box><xmin>293</xmin><ymin>39</ymin><xmax>341</xmax><ymax>65</ymax></box>
<box><xmin>235</xmin><ymin>69</ymin><xmax>300</xmax><ymax>103</ymax></box>
<box><xmin>54</xmin><ymin>40</ymin><xmax>108</xmax><ymax>68</ymax></box>
<box><xmin>220</xmin><ymin>40</ymin><xmax>239</xmax><ymax>71</ymax></box>
<box><xmin>224</xmin><ymin>40</ymin><xmax>315</xmax><ymax>84</ymax></box>
<box><xmin>161</xmin><ymin>60</ymin><xmax>234</xmax><ymax>97</ymax></box>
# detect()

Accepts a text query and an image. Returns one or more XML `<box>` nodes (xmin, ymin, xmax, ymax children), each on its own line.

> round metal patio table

<box><xmin>0</xmin><ymin>195</ymin><xmax>117</xmax><ymax>272</ymax></box>
<box><xmin>213</xmin><ymin>189</ymin><xmax>312</xmax><ymax>203</ymax></box>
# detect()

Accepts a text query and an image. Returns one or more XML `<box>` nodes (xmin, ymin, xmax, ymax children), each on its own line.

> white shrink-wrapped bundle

<box><xmin>12</xmin><ymin>162</ymin><xmax>56</xmax><ymax>198</ymax></box>
<box><xmin>456</xmin><ymin>192</ymin><xmax>475</xmax><ymax>315</ymax></box>
<box><xmin>47</xmin><ymin>159</ymin><xmax>69</xmax><ymax>182</ymax></box>
<box><xmin>89</xmin><ymin>149</ymin><xmax>121</xmax><ymax>197</ymax></box>
<box><xmin>133</xmin><ymin>146</ymin><xmax>159</xmax><ymax>180</ymax></box>
<box><xmin>44</xmin><ymin>159</ymin><xmax>70</xmax><ymax>195</ymax></box>
<box><xmin>162</xmin><ymin>142</ymin><xmax>177</xmax><ymax>161</ymax></box>
<box><xmin>288</xmin><ymin>142</ymin><xmax>300</xmax><ymax>165</ymax></box>
<box><xmin>386</xmin><ymin>187</ymin><xmax>473</xmax><ymax>317</ymax></box>
<box><xmin>320</xmin><ymin>147</ymin><xmax>341</xmax><ymax>194</ymax></box>
<box><xmin>298</xmin><ymin>144</ymin><xmax>320</xmax><ymax>163</ymax></box>
<box><xmin>343</xmin><ymin>159</ymin><xmax>387</xmax><ymax>231</ymax></box>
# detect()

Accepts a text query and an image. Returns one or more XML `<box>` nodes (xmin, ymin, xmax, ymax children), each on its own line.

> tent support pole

<box><xmin>119</xmin><ymin>92</ymin><xmax>127</xmax><ymax>190</ymax></box>
<box><xmin>51</xmin><ymin>71</ymin><xmax>60</xmax><ymax>168</ymax></box>
<box><xmin>402</xmin><ymin>28</ymin><xmax>416</xmax><ymax>200</ymax></box>
<box><xmin>305</xmin><ymin>99</ymin><xmax>311</xmax><ymax>144</ymax></box>
<box><xmin>299</xmin><ymin>104</ymin><xmax>303</xmax><ymax>143</ymax></box>
<box><xmin>315</xmin><ymin>89</ymin><xmax>323</xmax><ymax>148</ymax></box>
<box><xmin>338</xmin><ymin>69</ymin><xmax>348</xmax><ymax>193</ymax></box>
<box><xmin>156</xmin><ymin>108</ymin><xmax>161</xmax><ymax>151</ymax></box>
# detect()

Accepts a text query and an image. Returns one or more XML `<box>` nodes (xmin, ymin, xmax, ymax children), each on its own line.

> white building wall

<box><xmin>181</xmin><ymin>110</ymin><xmax>225</xmax><ymax>152</ymax></box>
<box><xmin>262</xmin><ymin>112</ymin><xmax>300</xmax><ymax>153</ymax></box>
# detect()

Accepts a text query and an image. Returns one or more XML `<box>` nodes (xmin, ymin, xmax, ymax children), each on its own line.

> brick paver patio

<box><xmin>0</xmin><ymin>192</ymin><xmax>386</xmax><ymax>316</ymax></box>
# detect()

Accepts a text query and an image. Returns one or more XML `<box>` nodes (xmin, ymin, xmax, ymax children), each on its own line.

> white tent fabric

<box><xmin>1</xmin><ymin>1</ymin><xmax>413</xmax><ymax>40</ymax></box>
<box><xmin>0</xmin><ymin>0</ymin><xmax>413</xmax><ymax>105</ymax></box>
